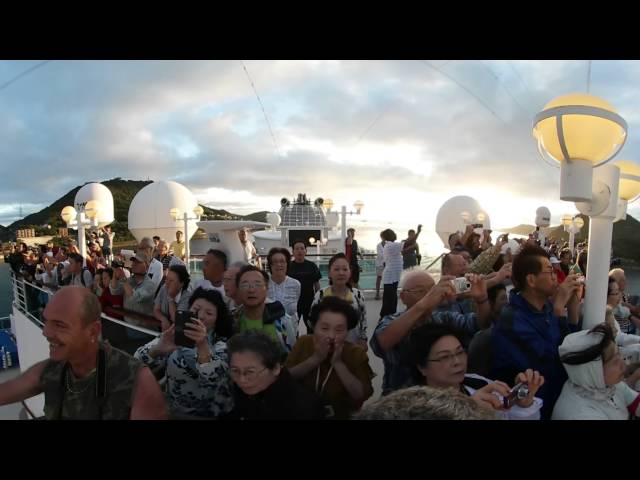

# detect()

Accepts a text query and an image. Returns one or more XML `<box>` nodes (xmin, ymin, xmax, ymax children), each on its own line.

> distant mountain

<box><xmin>501</xmin><ymin>213</ymin><xmax>640</xmax><ymax>262</ymax></box>
<box><xmin>0</xmin><ymin>179</ymin><xmax>269</xmax><ymax>243</ymax></box>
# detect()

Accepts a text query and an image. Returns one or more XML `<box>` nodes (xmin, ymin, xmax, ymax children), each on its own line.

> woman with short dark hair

<box><xmin>154</xmin><ymin>264</ymin><xmax>192</xmax><ymax>331</ymax></box>
<box><xmin>135</xmin><ymin>287</ymin><xmax>234</xmax><ymax>419</ymax></box>
<box><xmin>286</xmin><ymin>297</ymin><xmax>374</xmax><ymax>419</ymax></box>
<box><xmin>225</xmin><ymin>331</ymin><xmax>325</xmax><ymax>420</ymax></box>
<box><xmin>409</xmin><ymin>323</ymin><xmax>544</xmax><ymax>420</ymax></box>
<box><xmin>266</xmin><ymin>247</ymin><xmax>301</xmax><ymax>329</ymax></box>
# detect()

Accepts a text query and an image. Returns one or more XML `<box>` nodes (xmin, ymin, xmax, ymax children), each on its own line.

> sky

<box><xmin>1</xmin><ymin>59</ymin><xmax>639</xmax><ymax>253</ymax></box>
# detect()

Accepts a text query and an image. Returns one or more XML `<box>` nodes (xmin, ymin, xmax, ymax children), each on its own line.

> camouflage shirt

<box><xmin>135</xmin><ymin>334</ymin><xmax>234</xmax><ymax>418</ymax></box>
<box><xmin>40</xmin><ymin>342</ymin><xmax>143</xmax><ymax>420</ymax></box>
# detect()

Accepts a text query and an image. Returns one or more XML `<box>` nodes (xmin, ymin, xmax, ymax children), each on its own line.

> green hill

<box><xmin>0</xmin><ymin>179</ymin><xmax>268</xmax><ymax>243</ymax></box>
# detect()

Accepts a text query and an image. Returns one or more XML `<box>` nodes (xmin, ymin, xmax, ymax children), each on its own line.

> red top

<box><xmin>556</xmin><ymin>269</ymin><xmax>567</xmax><ymax>284</ymax></box>
<box><xmin>100</xmin><ymin>288</ymin><xmax>124</xmax><ymax>313</ymax></box>
<box><xmin>345</xmin><ymin>242</ymin><xmax>353</xmax><ymax>262</ymax></box>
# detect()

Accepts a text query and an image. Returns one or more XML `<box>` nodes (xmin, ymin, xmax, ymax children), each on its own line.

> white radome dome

<box><xmin>74</xmin><ymin>183</ymin><xmax>115</xmax><ymax>227</ymax></box>
<box><xmin>435</xmin><ymin>196</ymin><xmax>491</xmax><ymax>248</ymax></box>
<box><xmin>266</xmin><ymin>212</ymin><xmax>281</xmax><ymax>229</ymax></box>
<box><xmin>128</xmin><ymin>181</ymin><xmax>200</xmax><ymax>243</ymax></box>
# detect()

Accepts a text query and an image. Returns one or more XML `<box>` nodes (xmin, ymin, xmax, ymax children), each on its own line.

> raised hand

<box><xmin>184</xmin><ymin>318</ymin><xmax>209</xmax><ymax>347</ymax></box>
<box><xmin>513</xmin><ymin>369</ymin><xmax>545</xmax><ymax>408</ymax></box>
<box><xmin>471</xmin><ymin>381</ymin><xmax>511</xmax><ymax>411</ymax></box>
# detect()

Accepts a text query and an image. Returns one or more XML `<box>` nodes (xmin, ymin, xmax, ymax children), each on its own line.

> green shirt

<box><xmin>238</xmin><ymin>314</ymin><xmax>278</xmax><ymax>343</ymax></box>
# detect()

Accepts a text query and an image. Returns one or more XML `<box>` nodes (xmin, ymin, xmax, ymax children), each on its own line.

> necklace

<box><xmin>65</xmin><ymin>368</ymin><xmax>96</xmax><ymax>394</ymax></box>
<box><xmin>315</xmin><ymin>364</ymin><xmax>334</xmax><ymax>395</ymax></box>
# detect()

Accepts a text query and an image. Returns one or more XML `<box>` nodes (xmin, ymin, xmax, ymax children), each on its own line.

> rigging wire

<box><xmin>0</xmin><ymin>60</ymin><xmax>51</xmax><ymax>92</ymax></box>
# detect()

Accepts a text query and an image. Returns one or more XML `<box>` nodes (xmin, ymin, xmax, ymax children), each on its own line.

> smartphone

<box><xmin>174</xmin><ymin>310</ymin><xmax>197</xmax><ymax>348</ymax></box>
<box><xmin>471</xmin><ymin>223</ymin><xmax>483</xmax><ymax>229</ymax></box>
<box><xmin>451</xmin><ymin>277</ymin><xmax>471</xmax><ymax>295</ymax></box>
<box><xmin>503</xmin><ymin>382</ymin><xmax>529</xmax><ymax>409</ymax></box>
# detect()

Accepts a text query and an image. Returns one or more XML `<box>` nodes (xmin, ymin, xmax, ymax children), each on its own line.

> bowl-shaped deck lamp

<box><xmin>533</xmin><ymin>93</ymin><xmax>627</xmax><ymax>202</ymax></box>
<box><xmin>573</xmin><ymin>217</ymin><xmax>585</xmax><ymax>230</ymax></box>
<box><xmin>561</xmin><ymin>214</ymin><xmax>573</xmax><ymax>227</ymax></box>
<box><xmin>354</xmin><ymin>200</ymin><xmax>364</xmax><ymax>214</ymax></box>
<box><xmin>615</xmin><ymin>160</ymin><xmax>640</xmax><ymax>221</ymax></box>
<box><xmin>193</xmin><ymin>205</ymin><xmax>204</xmax><ymax>218</ymax></box>
<box><xmin>61</xmin><ymin>206</ymin><xmax>77</xmax><ymax>224</ymax></box>
<box><xmin>169</xmin><ymin>208</ymin><xmax>181</xmax><ymax>221</ymax></box>
<box><xmin>324</xmin><ymin>198</ymin><xmax>334</xmax><ymax>211</ymax></box>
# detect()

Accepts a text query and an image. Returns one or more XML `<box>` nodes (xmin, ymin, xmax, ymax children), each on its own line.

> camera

<box><xmin>174</xmin><ymin>310</ymin><xmax>198</xmax><ymax>348</ymax></box>
<box><xmin>451</xmin><ymin>277</ymin><xmax>471</xmax><ymax>295</ymax></box>
<box><xmin>471</xmin><ymin>223</ymin><xmax>483</xmax><ymax>229</ymax></box>
<box><xmin>503</xmin><ymin>382</ymin><xmax>529</xmax><ymax>409</ymax></box>
<box><xmin>575</xmin><ymin>275</ymin><xmax>586</xmax><ymax>285</ymax></box>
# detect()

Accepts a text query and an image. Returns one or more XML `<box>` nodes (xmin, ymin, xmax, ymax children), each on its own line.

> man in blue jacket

<box><xmin>490</xmin><ymin>244</ymin><xmax>582</xmax><ymax>420</ymax></box>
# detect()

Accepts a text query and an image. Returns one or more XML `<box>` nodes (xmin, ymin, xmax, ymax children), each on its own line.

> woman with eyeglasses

<box><xmin>552</xmin><ymin>323</ymin><xmax>640</xmax><ymax>420</ymax></box>
<box><xmin>310</xmin><ymin>253</ymin><xmax>367</xmax><ymax>349</ymax></box>
<box><xmin>135</xmin><ymin>287</ymin><xmax>235</xmax><ymax>419</ymax></box>
<box><xmin>287</xmin><ymin>297</ymin><xmax>374</xmax><ymax>420</ymax></box>
<box><xmin>408</xmin><ymin>323</ymin><xmax>545</xmax><ymax>420</ymax></box>
<box><xmin>266</xmin><ymin>247</ymin><xmax>301</xmax><ymax>329</ymax></box>
<box><xmin>225</xmin><ymin>330</ymin><xmax>325</xmax><ymax>420</ymax></box>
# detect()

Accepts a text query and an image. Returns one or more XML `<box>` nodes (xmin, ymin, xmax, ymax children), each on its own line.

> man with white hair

<box><xmin>609</xmin><ymin>268</ymin><xmax>640</xmax><ymax>317</ymax></box>
<box><xmin>370</xmin><ymin>269</ymin><xmax>491</xmax><ymax>395</ymax></box>
<box><xmin>138</xmin><ymin>237</ymin><xmax>163</xmax><ymax>289</ymax></box>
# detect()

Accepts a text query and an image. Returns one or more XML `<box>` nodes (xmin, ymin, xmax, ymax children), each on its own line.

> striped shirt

<box><xmin>382</xmin><ymin>241</ymin><xmax>404</xmax><ymax>284</ymax></box>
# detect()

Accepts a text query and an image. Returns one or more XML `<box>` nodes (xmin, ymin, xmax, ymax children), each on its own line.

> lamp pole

<box><xmin>183</xmin><ymin>211</ymin><xmax>190</xmax><ymax>270</ymax></box>
<box><xmin>76</xmin><ymin>207</ymin><xmax>87</xmax><ymax>267</ymax></box>
<box><xmin>341</xmin><ymin>205</ymin><xmax>347</xmax><ymax>254</ymax></box>
<box><xmin>580</xmin><ymin>164</ymin><xmax>620</xmax><ymax>329</ymax></box>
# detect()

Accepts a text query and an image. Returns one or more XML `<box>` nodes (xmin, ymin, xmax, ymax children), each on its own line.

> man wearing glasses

<box><xmin>490</xmin><ymin>244</ymin><xmax>582</xmax><ymax>420</ymax></box>
<box><xmin>233</xmin><ymin>265</ymin><xmax>297</xmax><ymax>353</ymax></box>
<box><xmin>370</xmin><ymin>269</ymin><xmax>492</xmax><ymax>396</ymax></box>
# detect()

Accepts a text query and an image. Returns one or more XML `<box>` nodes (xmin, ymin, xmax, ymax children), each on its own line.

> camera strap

<box><xmin>56</xmin><ymin>346</ymin><xmax>107</xmax><ymax>420</ymax></box>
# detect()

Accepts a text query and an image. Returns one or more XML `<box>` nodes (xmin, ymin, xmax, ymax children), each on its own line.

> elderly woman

<box><xmin>135</xmin><ymin>287</ymin><xmax>234</xmax><ymax>419</ymax></box>
<box><xmin>552</xmin><ymin>323</ymin><xmax>640</xmax><ymax>420</ymax></box>
<box><xmin>266</xmin><ymin>247</ymin><xmax>301</xmax><ymax>329</ymax></box>
<box><xmin>286</xmin><ymin>297</ymin><xmax>374</xmax><ymax>420</ymax></box>
<box><xmin>310</xmin><ymin>253</ymin><xmax>367</xmax><ymax>348</ymax></box>
<box><xmin>408</xmin><ymin>323</ymin><xmax>544</xmax><ymax>420</ymax></box>
<box><xmin>225</xmin><ymin>331</ymin><xmax>325</xmax><ymax>420</ymax></box>
<box><xmin>154</xmin><ymin>264</ymin><xmax>192</xmax><ymax>331</ymax></box>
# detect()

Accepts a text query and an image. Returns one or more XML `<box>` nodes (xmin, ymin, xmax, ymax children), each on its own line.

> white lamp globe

<box><xmin>74</xmin><ymin>182</ymin><xmax>115</xmax><ymax>227</ymax></box>
<box><xmin>535</xmin><ymin>206</ymin><xmax>551</xmax><ymax>228</ymax></box>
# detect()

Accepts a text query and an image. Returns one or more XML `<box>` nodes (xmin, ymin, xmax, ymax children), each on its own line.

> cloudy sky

<box><xmin>1</xmin><ymin>59</ymin><xmax>639</xmax><ymax>250</ymax></box>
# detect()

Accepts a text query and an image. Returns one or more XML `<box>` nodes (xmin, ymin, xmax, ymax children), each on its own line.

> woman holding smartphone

<box><xmin>135</xmin><ymin>287</ymin><xmax>235</xmax><ymax>419</ymax></box>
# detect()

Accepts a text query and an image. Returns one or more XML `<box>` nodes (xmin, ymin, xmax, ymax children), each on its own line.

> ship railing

<box><xmin>9</xmin><ymin>271</ymin><xmax>160</xmax><ymax>355</ymax></box>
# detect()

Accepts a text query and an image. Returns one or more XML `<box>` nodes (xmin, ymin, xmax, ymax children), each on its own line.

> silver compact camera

<box><xmin>503</xmin><ymin>382</ymin><xmax>530</xmax><ymax>408</ymax></box>
<box><xmin>451</xmin><ymin>277</ymin><xmax>471</xmax><ymax>295</ymax></box>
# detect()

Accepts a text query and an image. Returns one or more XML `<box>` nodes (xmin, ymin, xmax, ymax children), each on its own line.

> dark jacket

<box><xmin>225</xmin><ymin>369</ymin><xmax>325</xmax><ymax>420</ymax></box>
<box><xmin>490</xmin><ymin>290</ymin><xmax>578</xmax><ymax>420</ymax></box>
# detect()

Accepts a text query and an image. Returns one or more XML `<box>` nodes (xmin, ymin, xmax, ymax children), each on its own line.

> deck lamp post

<box><xmin>533</xmin><ymin>93</ymin><xmax>629</xmax><ymax>329</ymax></box>
<box><xmin>61</xmin><ymin>199</ymin><xmax>102</xmax><ymax>267</ymax></box>
<box><xmin>562</xmin><ymin>215</ymin><xmax>584</xmax><ymax>254</ymax></box>
<box><xmin>170</xmin><ymin>205</ymin><xmax>204</xmax><ymax>271</ymax></box>
<box><xmin>324</xmin><ymin>199</ymin><xmax>364</xmax><ymax>254</ymax></box>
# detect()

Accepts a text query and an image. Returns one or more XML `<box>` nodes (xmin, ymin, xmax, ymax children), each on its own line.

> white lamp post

<box><xmin>534</xmin><ymin>93</ymin><xmax>630</xmax><ymax>330</ymax></box>
<box><xmin>324</xmin><ymin>198</ymin><xmax>364</xmax><ymax>253</ymax></box>
<box><xmin>170</xmin><ymin>205</ymin><xmax>204</xmax><ymax>272</ymax></box>
<box><xmin>61</xmin><ymin>200</ymin><xmax>102</xmax><ymax>267</ymax></box>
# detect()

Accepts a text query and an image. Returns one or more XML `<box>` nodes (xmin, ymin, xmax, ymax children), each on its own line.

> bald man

<box><xmin>370</xmin><ymin>270</ymin><xmax>491</xmax><ymax>395</ymax></box>
<box><xmin>0</xmin><ymin>286</ymin><xmax>168</xmax><ymax>420</ymax></box>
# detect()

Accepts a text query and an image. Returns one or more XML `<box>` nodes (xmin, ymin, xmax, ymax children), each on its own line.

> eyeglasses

<box><xmin>427</xmin><ymin>349</ymin><xmax>467</xmax><ymax>365</ymax></box>
<box><xmin>537</xmin><ymin>268</ymin><xmax>556</xmax><ymax>276</ymax></box>
<box><xmin>239</xmin><ymin>281</ymin><xmax>266</xmax><ymax>290</ymax></box>
<box><xmin>229</xmin><ymin>367</ymin><xmax>267</xmax><ymax>381</ymax></box>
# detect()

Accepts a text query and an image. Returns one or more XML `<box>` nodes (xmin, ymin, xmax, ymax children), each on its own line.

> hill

<box><xmin>0</xmin><ymin>179</ymin><xmax>268</xmax><ymax>243</ymax></box>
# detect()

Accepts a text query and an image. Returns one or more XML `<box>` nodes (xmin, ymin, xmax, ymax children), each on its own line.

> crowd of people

<box><xmin>1</xmin><ymin>223</ymin><xmax>640</xmax><ymax>421</ymax></box>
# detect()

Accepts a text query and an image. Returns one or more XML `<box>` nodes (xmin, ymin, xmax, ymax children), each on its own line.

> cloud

<box><xmin>0</xmin><ymin>59</ymin><xmax>639</xmax><ymax>230</ymax></box>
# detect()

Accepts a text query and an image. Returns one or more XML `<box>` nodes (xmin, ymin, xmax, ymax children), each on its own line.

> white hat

<box><xmin>549</xmin><ymin>256</ymin><xmax>561</xmax><ymax>264</ymax></box>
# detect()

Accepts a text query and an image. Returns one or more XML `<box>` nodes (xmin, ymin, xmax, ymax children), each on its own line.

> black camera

<box><xmin>111</xmin><ymin>260</ymin><xmax>124</xmax><ymax>268</ymax></box>
<box><xmin>174</xmin><ymin>310</ymin><xmax>197</xmax><ymax>348</ymax></box>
